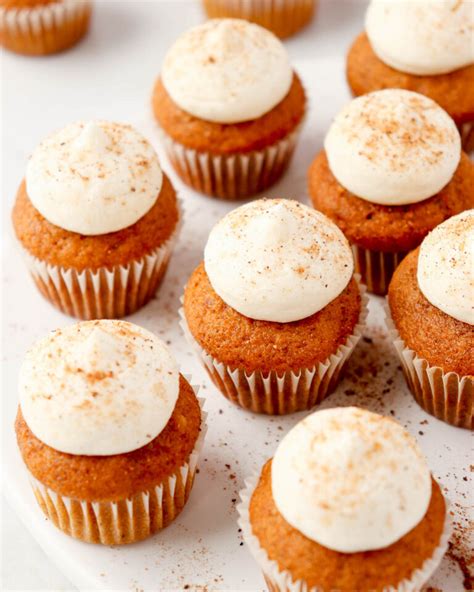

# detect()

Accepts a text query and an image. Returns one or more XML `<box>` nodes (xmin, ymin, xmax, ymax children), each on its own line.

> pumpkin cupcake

<box><xmin>181</xmin><ymin>199</ymin><xmax>367</xmax><ymax>414</ymax></box>
<box><xmin>347</xmin><ymin>0</ymin><xmax>474</xmax><ymax>152</ymax></box>
<box><xmin>152</xmin><ymin>19</ymin><xmax>306</xmax><ymax>200</ymax></box>
<box><xmin>0</xmin><ymin>0</ymin><xmax>92</xmax><ymax>56</ymax></box>
<box><xmin>201</xmin><ymin>0</ymin><xmax>316</xmax><ymax>39</ymax></box>
<box><xmin>12</xmin><ymin>120</ymin><xmax>181</xmax><ymax>319</ymax></box>
<box><xmin>308</xmin><ymin>89</ymin><xmax>473</xmax><ymax>295</ymax></box>
<box><xmin>16</xmin><ymin>320</ymin><xmax>206</xmax><ymax>544</ymax></box>
<box><xmin>238</xmin><ymin>406</ymin><xmax>451</xmax><ymax>591</ymax></box>
<box><xmin>387</xmin><ymin>210</ymin><xmax>474</xmax><ymax>430</ymax></box>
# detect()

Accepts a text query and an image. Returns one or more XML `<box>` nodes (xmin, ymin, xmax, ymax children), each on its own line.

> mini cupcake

<box><xmin>387</xmin><ymin>211</ymin><xmax>473</xmax><ymax>430</ymax></box>
<box><xmin>308</xmin><ymin>89</ymin><xmax>473</xmax><ymax>295</ymax></box>
<box><xmin>181</xmin><ymin>199</ymin><xmax>367</xmax><ymax>414</ymax></box>
<box><xmin>346</xmin><ymin>0</ymin><xmax>474</xmax><ymax>152</ymax></box>
<box><xmin>201</xmin><ymin>0</ymin><xmax>316</xmax><ymax>39</ymax></box>
<box><xmin>12</xmin><ymin>121</ymin><xmax>181</xmax><ymax>319</ymax></box>
<box><xmin>0</xmin><ymin>0</ymin><xmax>92</xmax><ymax>56</ymax></box>
<box><xmin>152</xmin><ymin>19</ymin><xmax>306</xmax><ymax>200</ymax></box>
<box><xmin>16</xmin><ymin>320</ymin><xmax>206</xmax><ymax>544</ymax></box>
<box><xmin>238</xmin><ymin>406</ymin><xmax>451</xmax><ymax>591</ymax></box>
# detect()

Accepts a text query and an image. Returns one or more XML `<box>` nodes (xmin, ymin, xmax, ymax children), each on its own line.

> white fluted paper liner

<box><xmin>352</xmin><ymin>244</ymin><xmax>408</xmax><ymax>296</ymax></box>
<box><xmin>202</xmin><ymin>0</ymin><xmax>316</xmax><ymax>39</ymax></box>
<box><xmin>26</xmin><ymin>386</ymin><xmax>207</xmax><ymax>545</ymax></box>
<box><xmin>384</xmin><ymin>301</ymin><xmax>473</xmax><ymax>430</ymax></box>
<box><xmin>459</xmin><ymin>121</ymin><xmax>474</xmax><ymax>155</ymax></box>
<box><xmin>157</xmin><ymin>121</ymin><xmax>303</xmax><ymax>200</ymax></box>
<box><xmin>237</xmin><ymin>469</ymin><xmax>452</xmax><ymax>592</ymax></box>
<box><xmin>17</xmin><ymin>209</ymin><xmax>182</xmax><ymax>320</ymax></box>
<box><xmin>179</xmin><ymin>277</ymin><xmax>368</xmax><ymax>414</ymax></box>
<box><xmin>0</xmin><ymin>0</ymin><xmax>92</xmax><ymax>56</ymax></box>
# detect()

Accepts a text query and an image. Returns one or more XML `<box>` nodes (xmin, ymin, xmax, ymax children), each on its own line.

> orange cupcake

<box><xmin>152</xmin><ymin>19</ymin><xmax>306</xmax><ymax>199</ymax></box>
<box><xmin>308</xmin><ymin>89</ymin><xmax>473</xmax><ymax>294</ymax></box>
<box><xmin>16</xmin><ymin>320</ymin><xmax>206</xmax><ymax>544</ymax></box>
<box><xmin>181</xmin><ymin>199</ymin><xmax>367</xmax><ymax>414</ymax></box>
<box><xmin>238</xmin><ymin>407</ymin><xmax>451</xmax><ymax>591</ymax></box>
<box><xmin>0</xmin><ymin>0</ymin><xmax>92</xmax><ymax>56</ymax></box>
<box><xmin>346</xmin><ymin>0</ymin><xmax>474</xmax><ymax>152</ymax></box>
<box><xmin>12</xmin><ymin>120</ymin><xmax>181</xmax><ymax>319</ymax></box>
<box><xmin>201</xmin><ymin>0</ymin><xmax>316</xmax><ymax>39</ymax></box>
<box><xmin>387</xmin><ymin>211</ymin><xmax>474</xmax><ymax>430</ymax></box>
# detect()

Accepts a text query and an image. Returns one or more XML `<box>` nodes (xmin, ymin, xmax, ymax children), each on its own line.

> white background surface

<box><xmin>1</xmin><ymin>1</ymin><xmax>472</xmax><ymax>591</ymax></box>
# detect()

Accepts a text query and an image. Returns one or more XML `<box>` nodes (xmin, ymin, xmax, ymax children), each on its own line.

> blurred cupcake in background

<box><xmin>201</xmin><ymin>0</ymin><xmax>316</xmax><ymax>39</ymax></box>
<box><xmin>181</xmin><ymin>199</ymin><xmax>366</xmax><ymax>414</ymax></box>
<box><xmin>0</xmin><ymin>0</ymin><xmax>92</xmax><ymax>56</ymax></box>
<box><xmin>16</xmin><ymin>320</ymin><xmax>206</xmax><ymax>544</ymax></box>
<box><xmin>12</xmin><ymin>120</ymin><xmax>181</xmax><ymax>319</ymax></box>
<box><xmin>347</xmin><ymin>0</ymin><xmax>474</xmax><ymax>152</ymax></box>
<box><xmin>152</xmin><ymin>19</ymin><xmax>306</xmax><ymax>200</ymax></box>
<box><xmin>308</xmin><ymin>89</ymin><xmax>473</xmax><ymax>294</ymax></box>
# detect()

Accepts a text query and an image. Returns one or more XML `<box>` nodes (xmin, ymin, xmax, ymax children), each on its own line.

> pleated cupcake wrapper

<box><xmin>458</xmin><ymin>121</ymin><xmax>474</xmax><ymax>155</ymax></box>
<box><xmin>0</xmin><ymin>0</ymin><xmax>92</xmax><ymax>56</ymax></box>
<box><xmin>27</xmin><ymin>388</ymin><xmax>207</xmax><ymax>545</ymax></box>
<box><xmin>157</xmin><ymin>121</ymin><xmax>303</xmax><ymax>200</ymax></box>
<box><xmin>352</xmin><ymin>244</ymin><xmax>408</xmax><ymax>296</ymax></box>
<box><xmin>202</xmin><ymin>0</ymin><xmax>316</xmax><ymax>39</ymax></box>
<box><xmin>17</xmin><ymin>211</ymin><xmax>182</xmax><ymax>320</ymax></box>
<box><xmin>384</xmin><ymin>302</ymin><xmax>473</xmax><ymax>430</ymax></box>
<box><xmin>237</xmin><ymin>470</ymin><xmax>452</xmax><ymax>592</ymax></box>
<box><xmin>179</xmin><ymin>278</ymin><xmax>368</xmax><ymax>415</ymax></box>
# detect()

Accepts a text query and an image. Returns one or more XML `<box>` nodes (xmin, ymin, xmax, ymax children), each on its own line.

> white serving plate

<box><xmin>2</xmin><ymin>2</ymin><xmax>471</xmax><ymax>590</ymax></box>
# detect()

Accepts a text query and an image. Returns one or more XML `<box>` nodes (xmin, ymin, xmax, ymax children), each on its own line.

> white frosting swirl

<box><xmin>162</xmin><ymin>19</ymin><xmax>293</xmax><ymax>124</ymax></box>
<box><xmin>325</xmin><ymin>89</ymin><xmax>461</xmax><ymax>205</ymax></box>
<box><xmin>418</xmin><ymin>210</ymin><xmax>474</xmax><ymax>325</ymax></box>
<box><xmin>26</xmin><ymin>121</ymin><xmax>163</xmax><ymax>236</ymax></box>
<box><xmin>272</xmin><ymin>407</ymin><xmax>432</xmax><ymax>553</ymax></box>
<box><xmin>19</xmin><ymin>320</ymin><xmax>180</xmax><ymax>456</ymax></box>
<box><xmin>204</xmin><ymin>199</ymin><xmax>354</xmax><ymax>323</ymax></box>
<box><xmin>366</xmin><ymin>0</ymin><xmax>474</xmax><ymax>76</ymax></box>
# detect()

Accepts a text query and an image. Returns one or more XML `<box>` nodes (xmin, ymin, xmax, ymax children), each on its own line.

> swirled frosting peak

<box><xmin>418</xmin><ymin>210</ymin><xmax>474</xmax><ymax>325</ymax></box>
<box><xmin>325</xmin><ymin>90</ymin><xmax>461</xmax><ymax>205</ymax></box>
<box><xmin>272</xmin><ymin>407</ymin><xmax>432</xmax><ymax>553</ymax></box>
<box><xmin>19</xmin><ymin>320</ymin><xmax>179</xmax><ymax>456</ymax></box>
<box><xmin>366</xmin><ymin>0</ymin><xmax>474</xmax><ymax>76</ymax></box>
<box><xmin>162</xmin><ymin>19</ymin><xmax>293</xmax><ymax>123</ymax></box>
<box><xmin>26</xmin><ymin>121</ymin><xmax>163</xmax><ymax>235</ymax></box>
<box><xmin>204</xmin><ymin>199</ymin><xmax>354</xmax><ymax>323</ymax></box>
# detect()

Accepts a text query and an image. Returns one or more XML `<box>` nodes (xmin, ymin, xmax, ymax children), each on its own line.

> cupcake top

<box><xmin>162</xmin><ymin>19</ymin><xmax>293</xmax><ymax>124</ymax></box>
<box><xmin>19</xmin><ymin>320</ymin><xmax>179</xmax><ymax>456</ymax></box>
<box><xmin>418</xmin><ymin>210</ymin><xmax>473</xmax><ymax>325</ymax></box>
<box><xmin>272</xmin><ymin>407</ymin><xmax>432</xmax><ymax>553</ymax></box>
<box><xmin>366</xmin><ymin>0</ymin><xmax>474</xmax><ymax>76</ymax></box>
<box><xmin>204</xmin><ymin>199</ymin><xmax>354</xmax><ymax>323</ymax></box>
<box><xmin>324</xmin><ymin>89</ymin><xmax>461</xmax><ymax>206</ymax></box>
<box><xmin>26</xmin><ymin>121</ymin><xmax>163</xmax><ymax>236</ymax></box>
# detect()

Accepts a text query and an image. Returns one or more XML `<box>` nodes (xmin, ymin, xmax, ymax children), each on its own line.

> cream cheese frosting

<box><xmin>204</xmin><ymin>199</ymin><xmax>354</xmax><ymax>323</ymax></box>
<box><xmin>161</xmin><ymin>19</ymin><xmax>293</xmax><ymax>124</ymax></box>
<box><xmin>19</xmin><ymin>320</ymin><xmax>179</xmax><ymax>456</ymax></box>
<box><xmin>26</xmin><ymin>121</ymin><xmax>163</xmax><ymax>236</ymax></box>
<box><xmin>272</xmin><ymin>407</ymin><xmax>432</xmax><ymax>553</ymax></box>
<box><xmin>418</xmin><ymin>210</ymin><xmax>474</xmax><ymax>325</ymax></box>
<box><xmin>324</xmin><ymin>89</ymin><xmax>461</xmax><ymax>205</ymax></box>
<box><xmin>366</xmin><ymin>0</ymin><xmax>474</xmax><ymax>76</ymax></box>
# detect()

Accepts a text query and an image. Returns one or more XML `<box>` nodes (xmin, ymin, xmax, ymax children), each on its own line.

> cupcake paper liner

<box><xmin>352</xmin><ymin>244</ymin><xmax>408</xmax><ymax>296</ymax></box>
<box><xmin>237</xmin><ymin>470</ymin><xmax>452</xmax><ymax>592</ymax></box>
<box><xmin>0</xmin><ymin>0</ymin><xmax>92</xmax><ymax>56</ymax></box>
<box><xmin>17</xmin><ymin>212</ymin><xmax>182</xmax><ymax>320</ymax></box>
<box><xmin>202</xmin><ymin>0</ymin><xmax>316</xmax><ymax>39</ymax></box>
<box><xmin>27</xmin><ymin>388</ymin><xmax>207</xmax><ymax>545</ymax></box>
<box><xmin>157</xmin><ymin>122</ymin><xmax>303</xmax><ymax>200</ymax></box>
<box><xmin>459</xmin><ymin>121</ymin><xmax>474</xmax><ymax>155</ymax></box>
<box><xmin>179</xmin><ymin>279</ymin><xmax>368</xmax><ymax>415</ymax></box>
<box><xmin>385</xmin><ymin>302</ymin><xmax>473</xmax><ymax>430</ymax></box>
